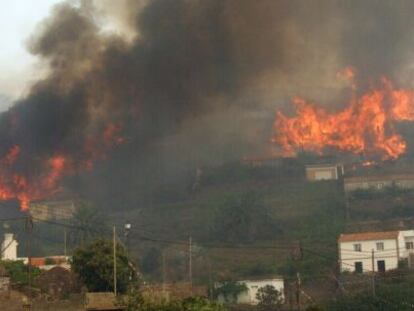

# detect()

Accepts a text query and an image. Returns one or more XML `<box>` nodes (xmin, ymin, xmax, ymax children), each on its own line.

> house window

<box><xmin>377</xmin><ymin>260</ymin><xmax>386</xmax><ymax>273</ymax></box>
<box><xmin>354</xmin><ymin>262</ymin><xmax>363</xmax><ymax>273</ymax></box>
<box><xmin>376</xmin><ymin>242</ymin><xmax>384</xmax><ymax>251</ymax></box>
<box><xmin>406</xmin><ymin>242</ymin><xmax>414</xmax><ymax>250</ymax></box>
<box><xmin>353</xmin><ymin>244</ymin><xmax>362</xmax><ymax>252</ymax></box>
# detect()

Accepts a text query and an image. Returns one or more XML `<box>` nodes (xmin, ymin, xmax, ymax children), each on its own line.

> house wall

<box><xmin>344</xmin><ymin>176</ymin><xmax>414</xmax><ymax>193</ymax></box>
<box><xmin>306</xmin><ymin>167</ymin><xmax>338</xmax><ymax>181</ymax></box>
<box><xmin>400</xmin><ymin>230</ymin><xmax>414</xmax><ymax>258</ymax></box>
<box><xmin>340</xmin><ymin>238</ymin><xmax>399</xmax><ymax>273</ymax></box>
<box><xmin>1</xmin><ymin>234</ymin><xmax>18</xmax><ymax>261</ymax></box>
<box><xmin>30</xmin><ymin>200</ymin><xmax>75</xmax><ymax>221</ymax></box>
<box><xmin>236</xmin><ymin>279</ymin><xmax>284</xmax><ymax>305</ymax></box>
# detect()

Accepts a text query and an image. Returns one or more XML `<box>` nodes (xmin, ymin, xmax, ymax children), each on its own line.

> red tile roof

<box><xmin>30</xmin><ymin>258</ymin><xmax>45</xmax><ymax>267</ymax></box>
<box><xmin>339</xmin><ymin>231</ymin><xmax>399</xmax><ymax>242</ymax></box>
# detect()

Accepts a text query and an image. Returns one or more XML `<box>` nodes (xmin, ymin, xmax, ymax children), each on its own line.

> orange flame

<box><xmin>272</xmin><ymin>73</ymin><xmax>414</xmax><ymax>160</ymax></box>
<box><xmin>0</xmin><ymin>122</ymin><xmax>125</xmax><ymax>210</ymax></box>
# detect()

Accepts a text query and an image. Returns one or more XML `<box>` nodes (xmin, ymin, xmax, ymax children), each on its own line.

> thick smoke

<box><xmin>2</xmin><ymin>0</ymin><xmax>414</xmax><ymax>209</ymax></box>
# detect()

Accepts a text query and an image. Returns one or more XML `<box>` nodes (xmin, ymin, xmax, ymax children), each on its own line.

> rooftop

<box><xmin>305</xmin><ymin>163</ymin><xmax>342</xmax><ymax>169</ymax></box>
<box><xmin>339</xmin><ymin>231</ymin><xmax>400</xmax><ymax>242</ymax></box>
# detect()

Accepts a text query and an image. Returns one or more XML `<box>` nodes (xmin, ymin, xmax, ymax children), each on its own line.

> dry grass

<box><xmin>0</xmin><ymin>291</ymin><xmax>83</xmax><ymax>311</ymax></box>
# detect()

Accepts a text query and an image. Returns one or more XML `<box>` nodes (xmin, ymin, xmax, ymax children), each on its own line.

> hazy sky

<box><xmin>0</xmin><ymin>0</ymin><xmax>62</xmax><ymax>108</ymax></box>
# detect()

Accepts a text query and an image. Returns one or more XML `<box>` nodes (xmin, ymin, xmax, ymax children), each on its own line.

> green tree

<box><xmin>0</xmin><ymin>260</ymin><xmax>41</xmax><ymax>286</ymax></box>
<box><xmin>71</xmin><ymin>239</ymin><xmax>138</xmax><ymax>293</ymax></box>
<box><xmin>256</xmin><ymin>285</ymin><xmax>283</xmax><ymax>311</ymax></box>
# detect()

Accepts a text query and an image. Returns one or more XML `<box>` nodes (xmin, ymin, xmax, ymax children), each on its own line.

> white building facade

<box><xmin>339</xmin><ymin>230</ymin><xmax>414</xmax><ymax>273</ymax></box>
<box><xmin>217</xmin><ymin>278</ymin><xmax>284</xmax><ymax>305</ymax></box>
<box><xmin>1</xmin><ymin>233</ymin><xmax>18</xmax><ymax>261</ymax></box>
<box><xmin>305</xmin><ymin>164</ymin><xmax>344</xmax><ymax>181</ymax></box>
<box><xmin>343</xmin><ymin>174</ymin><xmax>414</xmax><ymax>194</ymax></box>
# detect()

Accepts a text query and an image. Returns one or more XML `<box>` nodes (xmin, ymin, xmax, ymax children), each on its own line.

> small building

<box><xmin>344</xmin><ymin>174</ymin><xmax>414</xmax><ymax>193</ymax></box>
<box><xmin>1</xmin><ymin>233</ymin><xmax>70</xmax><ymax>270</ymax></box>
<box><xmin>338</xmin><ymin>230</ymin><xmax>414</xmax><ymax>273</ymax></box>
<box><xmin>85</xmin><ymin>292</ymin><xmax>126</xmax><ymax>311</ymax></box>
<box><xmin>305</xmin><ymin>164</ymin><xmax>344</xmax><ymax>181</ymax></box>
<box><xmin>30</xmin><ymin>200</ymin><xmax>76</xmax><ymax>222</ymax></box>
<box><xmin>1</xmin><ymin>233</ymin><xmax>18</xmax><ymax>261</ymax></box>
<box><xmin>216</xmin><ymin>278</ymin><xmax>284</xmax><ymax>305</ymax></box>
<box><xmin>30</xmin><ymin>256</ymin><xmax>71</xmax><ymax>271</ymax></box>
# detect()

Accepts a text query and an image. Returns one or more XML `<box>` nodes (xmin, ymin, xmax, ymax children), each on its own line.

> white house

<box><xmin>1</xmin><ymin>233</ymin><xmax>18</xmax><ymax>261</ymax></box>
<box><xmin>338</xmin><ymin>230</ymin><xmax>414</xmax><ymax>273</ymax></box>
<box><xmin>305</xmin><ymin>164</ymin><xmax>344</xmax><ymax>181</ymax></box>
<box><xmin>343</xmin><ymin>174</ymin><xmax>414</xmax><ymax>194</ymax></box>
<box><xmin>216</xmin><ymin>278</ymin><xmax>284</xmax><ymax>305</ymax></box>
<box><xmin>0</xmin><ymin>234</ymin><xmax>70</xmax><ymax>270</ymax></box>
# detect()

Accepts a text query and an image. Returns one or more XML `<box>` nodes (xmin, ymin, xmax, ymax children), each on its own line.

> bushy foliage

<box><xmin>122</xmin><ymin>288</ymin><xmax>226</xmax><ymax>311</ymax></box>
<box><xmin>328</xmin><ymin>274</ymin><xmax>414</xmax><ymax>311</ymax></box>
<box><xmin>349</xmin><ymin>185</ymin><xmax>411</xmax><ymax>201</ymax></box>
<box><xmin>212</xmin><ymin>281</ymin><xmax>248</xmax><ymax>303</ymax></box>
<box><xmin>71</xmin><ymin>239</ymin><xmax>138</xmax><ymax>293</ymax></box>
<box><xmin>256</xmin><ymin>285</ymin><xmax>283</xmax><ymax>311</ymax></box>
<box><xmin>1</xmin><ymin>260</ymin><xmax>41</xmax><ymax>286</ymax></box>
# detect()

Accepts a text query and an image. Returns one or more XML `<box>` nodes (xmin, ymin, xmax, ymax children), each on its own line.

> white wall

<box><xmin>306</xmin><ymin>166</ymin><xmax>339</xmax><ymax>181</ymax></box>
<box><xmin>400</xmin><ymin>230</ymin><xmax>414</xmax><ymax>258</ymax></box>
<box><xmin>216</xmin><ymin>279</ymin><xmax>284</xmax><ymax>305</ymax></box>
<box><xmin>340</xmin><ymin>238</ymin><xmax>399</xmax><ymax>273</ymax></box>
<box><xmin>237</xmin><ymin>279</ymin><xmax>284</xmax><ymax>305</ymax></box>
<box><xmin>1</xmin><ymin>234</ymin><xmax>18</xmax><ymax>261</ymax></box>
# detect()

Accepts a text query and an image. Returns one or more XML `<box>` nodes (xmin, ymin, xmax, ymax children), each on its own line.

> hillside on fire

<box><xmin>4</xmin><ymin>0</ymin><xmax>414</xmax><ymax>310</ymax></box>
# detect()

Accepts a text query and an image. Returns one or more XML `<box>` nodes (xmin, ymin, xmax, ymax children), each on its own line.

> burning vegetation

<box><xmin>273</xmin><ymin>70</ymin><xmax>414</xmax><ymax>160</ymax></box>
<box><xmin>0</xmin><ymin>123</ymin><xmax>124</xmax><ymax>210</ymax></box>
<box><xmin>2</xmin><ymin>1</ymin><xmax>414</xmax><ymax>211</ymax></box>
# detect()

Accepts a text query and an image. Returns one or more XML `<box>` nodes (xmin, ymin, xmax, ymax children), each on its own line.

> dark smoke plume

<box><xmin>2</xmin><ymin>0</ymin><xmax>414</xmax><ymax>209</ymax></box>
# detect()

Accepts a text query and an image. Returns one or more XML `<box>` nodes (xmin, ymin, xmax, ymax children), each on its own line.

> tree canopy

<box><xmin>71</xmin><ymin>239</ymin><xmax>138</xmax><ymax>293</ymax></box>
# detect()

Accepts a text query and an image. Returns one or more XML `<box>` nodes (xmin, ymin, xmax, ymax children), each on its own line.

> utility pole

<box><xmin>113</xmin><ymin>226</ymin><xmax>117</xmax><ymax>296</ymax></box>
<box><xmin>124</xmin><ymin>224</ymin><xmax>131</xmax><ymax>254</ymax></box>
<box><xmin>296</xmin><ymin>272</ymin><xmax>301</xmax><ymax>311</ymax></box>
<box><xmin>162</xmin><ymin>250</ymin><xmax>167</xmax><ymax>300</ymax></box>
<box><xmin>25</xmin><ymin>214</ymin><xmax>33</xmax><ymax>310</ymax></box>
<box><xmin>64</xmin><ymin>228</ymin><xmax>67</xmax><ymax>257</ymax></box>
<box><xmin>189</xmin><ymin>236</ymin><xmax>193</xmax><ymax>295</ymax></box>
<box><xmin>207</xmin><ymin>257</ymin><xmax>212</xmax><ymax>300</ymax></box>
<box><xmin>371</xmin><ymin>249</ymin><xmax>376</xmax><ymax>298</ymax></box>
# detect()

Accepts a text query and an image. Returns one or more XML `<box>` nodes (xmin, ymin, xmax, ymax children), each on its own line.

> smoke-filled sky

<box><xmin>0</xmin><ymin>0</ymin><xmax>63</xmax><ymax>106</ymax></box>
<box><xmin>2</xmin><ymin>0</ymin><xmax>414</xmax><ymax>209</ymax></box>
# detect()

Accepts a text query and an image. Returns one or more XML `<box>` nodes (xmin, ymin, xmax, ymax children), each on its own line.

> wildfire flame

<box><xmin>0</xmin><ymin>122</ymin><xmax>125</xmax><ymax>210</ymax></box>
<box><xmin>272</xmin><ymin>69</ymin><xmax>414</xmax><ymax>160</ymax></box>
